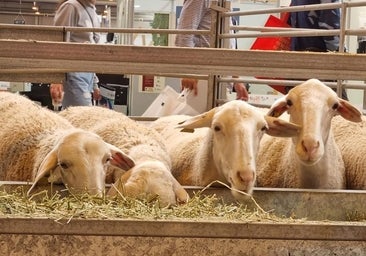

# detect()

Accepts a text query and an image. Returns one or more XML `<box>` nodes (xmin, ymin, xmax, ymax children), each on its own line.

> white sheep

<box><xmin>256</xmin><ymin>79</ymin><xmax>362</xmax><ymax>189</ymax></box>
<box><xmin>0</xmin><ymin>92</ymin><xmax>135</xmax><ymax>196</ymax></box>
<box><xmin>149</xmin><ymin>100</ymin><xmax>301</xmax><ymax>199</ymax></box>
<box><xmin>331</xmin><ymin>115</ymin><xmax>366</xmax><ymax>189</ymax></box>
<box><xmin>59</xmin><ymin>106</ymin><xmax>189</xmax><ymax>206</ymax></box>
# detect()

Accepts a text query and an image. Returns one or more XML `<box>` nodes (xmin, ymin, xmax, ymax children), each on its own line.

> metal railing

<box><xmin>214</xmin><ymin>0</ymin><xmax>366</xmax><ymax>109</ymax></box>
<box><xmin>2</xmin><ymin>0</ymin><xmax>366</xmax><ymax>111</ymax></box>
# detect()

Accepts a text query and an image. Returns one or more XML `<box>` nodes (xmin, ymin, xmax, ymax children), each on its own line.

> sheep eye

<box><xmin>214</xmin><ymin>125</ymin><xmax>221</xmax><ymax>132</ymax></box>
<box><xmin>286</xmin><ymin>99</ymin><xmax>293</xmax><ymax>106</ymax></box>
<box><xmin>58</xmin><ymin>162</ymin><xmax>69</xmax><ymax>169</ymax></box>
<box><xmin>332</xmin><ymin>102</ymin><xmax>339</xmax><ymax>110</ymax></box>
<box><xmin>105</xmin><ymin>157</ymin><xmax>111</xmax><ymax>164</ymax></box>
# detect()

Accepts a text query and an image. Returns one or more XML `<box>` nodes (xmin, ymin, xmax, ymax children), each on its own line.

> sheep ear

<box><xmin>267</xmin><ymin>96</ymin><xmax>288</xmax><ymax>117</ymax></box>
<box><xmin>337</xmin><ymin>98</ymin><xmax>362</xmax><ymax>122</ymax></box>
<box><xmin>172</xmin><ymin>178</ymin><xmax>190</xmax><ymax>204</ymax></box>
<box><xmin>107</xmin><ymin>169</ymin><xmax>143</xmax><ymax>198</ymax></box>
<box><xmin>107</xmin><ymin>143</ymin><xmax>136</xmax><ymax>170</ymax></box>
<box><xmin>27</xmin><ymin>148</ymin><xmax>59</xmax><ymax>196</ymax></box>
<box><xmin>264</xmin><ymin>115</ymin><xmax>301</xmax><ymax>137</ymax></box>
<box><xmin>107</xmin><ymin>170</ymin><xmax>130</xmax><ymax>197</ymax></box>
<box><xmin>176</xmin><ymin>107</ymin><xmax>216</xmax><ymax>130</ymax></box>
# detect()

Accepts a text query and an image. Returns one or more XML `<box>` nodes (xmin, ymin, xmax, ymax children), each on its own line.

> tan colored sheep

<box><xmin>150</xmin><ymin>100</ymin><xmax>301</xmax><ymax>200</ymax></box>
<box><xmin>59</xmin><ymin>106</ymin><xmax>189</xmax><ymax>206</ymax></box>
<box><xmin>0</xmin><ymin>92</ymin><xmax>134</xmax><ymax>196</ymax></box>
<box><xmin>256</xmin><ymin>79</ymin><xmax>362</xmax><ymax>189</ymax></box>
<box><xmin>332</xmin><ymin>115</ymin><xmax>366</xmax><ymax>189</ymax></box>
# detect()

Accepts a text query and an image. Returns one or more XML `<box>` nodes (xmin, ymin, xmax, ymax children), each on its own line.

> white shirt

<box><xmin>175</xmin><ymin>0</ymin><xmax>211</xmax><ymax>47</ymax></box>
<box><xmin>54</xmin><ymin>0</ymin><xmax>100</xmax><ymax>44</ymax></box>
<box><xmin>175</xmin><ymin>0</ymin><xmax>236</xmax><ymax>49</ymax></box>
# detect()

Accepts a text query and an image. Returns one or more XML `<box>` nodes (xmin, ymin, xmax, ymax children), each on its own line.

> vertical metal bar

<box><xmin>222</xmin><ymin>0</ymin><xmax>231</xmax><ymax>49</ymax></box>
<box><xmin>210</xmin><ymin>1</ymin><xmax>219</xmax><ymax>48</ymax></box>
<box><xmin>220</xmin><ymin>0</ymin><xmax>233</xmax><ymax>101</ymax></box>
<box><xmin>215</xmin><ymin>0</ymin><xmax>228</xmax><ymax>103</ymax></box>
<box><xmin>209</xmin><ymin>0</ymin><xmax>221</xmax><ymax>108</ymax></box>
<box><xmin>207</xmin><ymin>75</ymin><xmax>216</xmax><ymax>109</ymax></box>
<box><xmin>337</xmin><ymin>2</ymin><xmax>347</xmax><ymax>98</ymax></box>
<box><xmin>116</xmin><ymin>0</ymin><xmax>134</xmax><ymax>45</ymax></box>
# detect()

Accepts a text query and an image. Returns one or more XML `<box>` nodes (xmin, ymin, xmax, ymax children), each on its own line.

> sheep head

<box><xmin>107</xmin><ymin>161</ymin><xmax>189</xmax><ymax>207</ymax></box>
<box><xmin>267</xmin><ymin>78</ymin><xmax>362</xmax><ymax>166</ymax></box>
<box><xmin>177</xmin><ymin>100</ymin><xmax>300</xmax><ymax>199</ymax></box>
<box><xmin>28</xmin><ymin>130</ymin><xmax>135</xmax><ymax>196</ymax></box>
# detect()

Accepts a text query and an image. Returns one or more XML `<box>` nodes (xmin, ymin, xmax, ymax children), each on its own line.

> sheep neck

<box><xmin>193</xmin><ymin>130</ymin><xmax>227</xmax><ymax>186</ymax></box>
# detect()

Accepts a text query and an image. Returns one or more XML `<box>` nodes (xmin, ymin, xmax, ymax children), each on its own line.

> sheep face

<box><xmin>268</xmin><ymin>79</ymin><xmax>362</xmax><ymax>166</ymax></box>
<box><xmin>29</xmin><ymin>130</ymin><xmax>135</xmax><ymax>196</ymax></box>
<box><xmin>178</xmin><ymin>100</ymin><xmax>300</xmax><ymax>198</ymax></box>
<box><xmin>210</xmin><ymin>104</ymin><xmax>261</xmax><ymax>196</ymax></box>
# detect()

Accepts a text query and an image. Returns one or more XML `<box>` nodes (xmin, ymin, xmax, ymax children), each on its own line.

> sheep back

<box><xmin>60</xmin><ymin>106</ymin><xmax>169</xmax><ymax>160</ymax></box>
<box><xmin>150</xmin><ymin>115</ymin><xmax>208</xmax><ymax>185</ymax></box>
<box><xmin>332</xmin><ymin>115</ymin><xmax>366</xmax><ymax>189</ymax></box>
<box><xmin>0</xmin><ymin>92</ymin><xmax>73</xmax><ymax>181</ymax></box>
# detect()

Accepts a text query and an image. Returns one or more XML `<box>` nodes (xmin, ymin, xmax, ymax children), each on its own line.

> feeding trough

<box><xmin>0</xmin><ymin>182</ymin><xmax>365</xmax><ymax>255</ymax></box>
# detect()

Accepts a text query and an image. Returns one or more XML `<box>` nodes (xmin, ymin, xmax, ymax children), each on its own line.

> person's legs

<box><xmin>62</xmin><ymin>72</ymin><xmax>93</xmax><ymax>108</ymax></box>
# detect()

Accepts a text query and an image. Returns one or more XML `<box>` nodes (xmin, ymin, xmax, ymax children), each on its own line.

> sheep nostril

<box><xmin>237</xmin><ymin>171</ymin><xmax>254</xmax><ymax>184</ymax></box>
<box><xmin>301</xmin><ymin>139</ymin><xmax>320</xmax><ymax>154</ymax></box>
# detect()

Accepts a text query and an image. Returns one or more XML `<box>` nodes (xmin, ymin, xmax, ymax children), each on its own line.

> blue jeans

<box><xmin>62</xmin><ymin>72</ymin><xmax>93</xmax><ymax>108</ymax></box>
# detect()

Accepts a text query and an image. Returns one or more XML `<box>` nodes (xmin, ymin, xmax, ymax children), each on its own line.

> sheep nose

<box><xmin>237</xmin><ymin>170</ymin><xmax>255</xmax><ymax>185</ymax></box>
<box><xmin>301</xmin><ymin>138</ymin><xmax>320</xmax><ymax>157</ymax></box>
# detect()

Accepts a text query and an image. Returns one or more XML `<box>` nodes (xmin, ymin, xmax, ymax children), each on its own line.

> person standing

<box><xmin>175</xmin><ymin>0</ymin><xmax>249</xmax><ymax>101</ymax></box>
<box><xmin>289</xmin><ymin>0</ymin><xmax>348</xmax><ymax>99</ymax></box>
<box><xmin>52</xmin><ymin>0</ymin><xmax>101</xmax><ymax>108</ymax></box>
<box><xmin>290</xmin><ymin>0</ymin><xmax>340</xmax><ymax>52</ymax></box>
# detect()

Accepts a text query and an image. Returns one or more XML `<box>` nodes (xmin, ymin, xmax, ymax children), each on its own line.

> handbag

<box><xmin>142</xmin><ymin>86</ymin><xmax>200</xmax><ymax>117</ymax></box>
<box><xmin>250</xmin><ymin>13</ymin><xmax>291</xmax><ymax>94</ymax></box>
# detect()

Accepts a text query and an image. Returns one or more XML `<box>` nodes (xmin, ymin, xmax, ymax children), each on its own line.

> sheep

<box><xmin>149</xmin><ymin>100</ymin><xmax>301</xmax><ymax>199</ymax></box>
<box><xmin>256</xmin><ymin>79</ymin><xmax>362</xmax><ymax>189</ymax></box>
<box><xmin>59</xmin><ymin>106</ymin><xmax>189</xmax><ymax>206</ymax></box>
<box><xmin>0</xmin><ymin>92</ymin><xmax>135</xmax><ymax>196</ymax></box>
<box><xmin>331</xmin><ymin>115</ymin><xmax>366</xmax><ymax>189</ymax></box>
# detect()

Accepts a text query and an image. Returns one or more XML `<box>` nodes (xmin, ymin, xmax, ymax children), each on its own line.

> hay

<box><xmin>0</xmin><ymin>185</ymin><xmax>300</xmax><ymax>224</ymax></box>
<box><xmin>1</xmin><ymin>182</ymin><xmax>365</xmax><ymax>223</ymax></box>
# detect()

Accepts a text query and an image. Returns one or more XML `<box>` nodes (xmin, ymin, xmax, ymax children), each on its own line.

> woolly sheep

<box><xmin>0</xmin><ymin>92</ymin><xmax>134</xmax><ymax>196</ymax></box>
<box><xmin>59</xmin><ymin>106</ymin><xmax>189</xmax><ymax>206</ymax></box>
<box><xmin>331</xmin><ymin>115</ymin><xmax>366</xmax><ymax>189</ymax></box>
<box><xmin>149</xmin><ymin>100</ymin><xmax>301</xmax><ymax>199</ymax></box>
<box><xmin>256</xmin><ymin>79</ymin><xmax>362</xmax><ymax>189</ymax></box>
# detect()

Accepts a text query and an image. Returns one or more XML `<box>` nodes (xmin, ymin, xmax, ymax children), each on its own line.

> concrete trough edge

<box><xmin>0</xmin><ymin>217</ymin><xmax>365</xmax><ymax>242</ymax></box>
